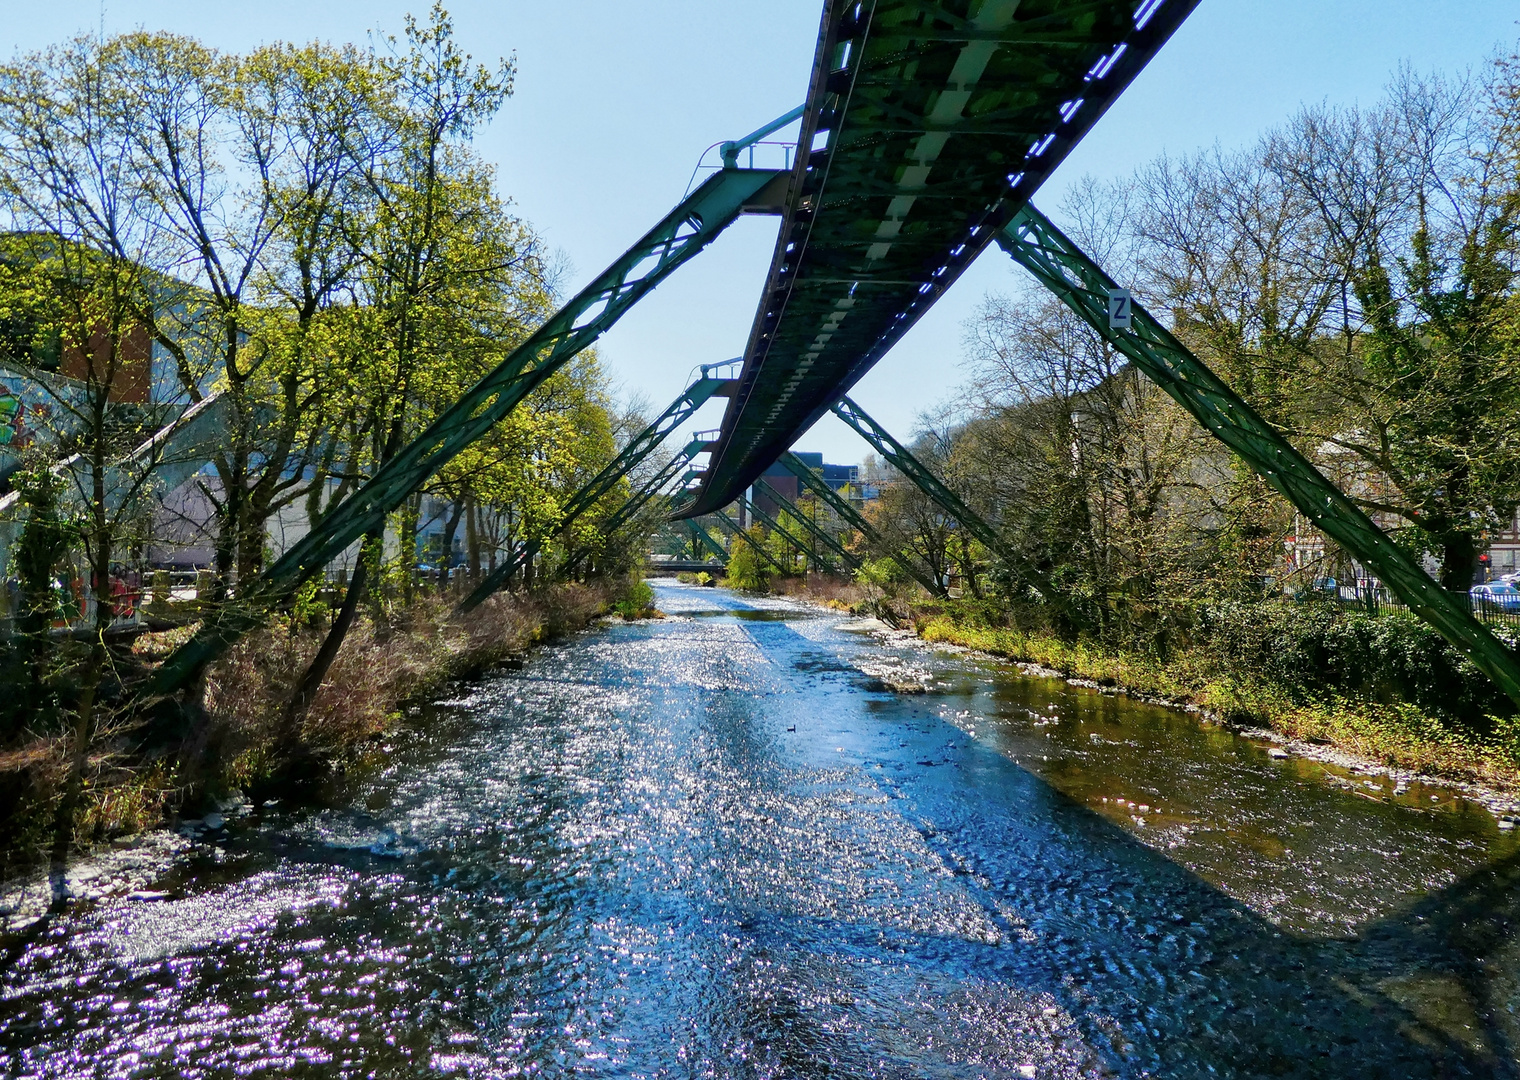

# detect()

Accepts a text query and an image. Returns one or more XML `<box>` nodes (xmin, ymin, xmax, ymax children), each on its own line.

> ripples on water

<box><xmin>4</xmin><ymin>582</ymin><xmax>1520</xmax><ymax>1077</ymax></box>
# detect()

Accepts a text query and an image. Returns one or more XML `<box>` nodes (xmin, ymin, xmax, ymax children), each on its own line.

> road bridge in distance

<box><xmin>648</xmin><ymin>560</ymin><xmax>726</xmax><ymax>575</ymax></box>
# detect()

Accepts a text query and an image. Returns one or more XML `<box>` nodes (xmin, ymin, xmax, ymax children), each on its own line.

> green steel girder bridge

<box><xmin>150</xmin><ymin>0</ymin><xmax>1520</xmax><ymax>711</ymax></box>
<box><xmin>684</xmin><ymin>0</ymin><xmax>1199</xmax><ymax>515</ymax></box>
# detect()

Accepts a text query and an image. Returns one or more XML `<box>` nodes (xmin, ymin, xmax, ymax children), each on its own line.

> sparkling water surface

<box><xmin>4</xmin><ymin>581</ymin><xmax>1519</xmax><ymax>1078</ymax></box>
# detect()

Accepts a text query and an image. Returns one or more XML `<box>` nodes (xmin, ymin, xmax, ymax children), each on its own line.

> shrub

<box><xmin>1199</xmin><ymin>601</ymin><xmax>1510</xmax><ymax>722</ymax></box>
<box><xmin>724</xmin><ymin>528</ymin><xmax>773</xmax><ymax>592</ymax></box>
<box><xmin>614</xmin><ymin>579</ymin><xmax>657</xmax><ymax>619</ymax></box>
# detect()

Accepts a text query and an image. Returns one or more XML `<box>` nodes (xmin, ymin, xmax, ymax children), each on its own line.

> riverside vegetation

<box><xmin>735</xmin><ymin>567</ymin><xmax>1520</xmax><ymax>792</ymax></box>
<box><xmin>903</xmin><ymin>51</ymin><xmax>1520</xmax><ymax>788</ymax></box>
<box><xmin>0</xmin><ymin>576</ymin><xmax>658</xmax><ymax>876</ymax></box>
<box><xmin>0</xmin><ymin>8</ymin><xmax>666</xmax><ymax>877</ymax></box>
<box><xmin>915</xmin><ymin>600</ymin><xmax>1520</xmax><ymax>790</ymax></box>
<box><xmin>695</xmin><ymin>47</ymin><xmax>1520</xmax><ymax>791</ymax></box>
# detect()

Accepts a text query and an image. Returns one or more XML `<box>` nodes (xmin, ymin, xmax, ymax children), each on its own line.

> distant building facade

<box><xmin>746</xmin><ymin>451</ymin><xmax>863</xmax><ymax>522</ymax></box>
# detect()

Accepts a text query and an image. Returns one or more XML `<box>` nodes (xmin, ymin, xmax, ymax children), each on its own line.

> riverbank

<box><xmin>10</xmin><ymin>579</ymin><xmax>1518</xmax><ymax>1074</ymax></box>
<box><xmin>760</xmin><ymin>575</ymin><xmax>1520</xmax><ymax>803</ymax></box>
<box><xmin>0</xmin><ymin>579</ymin><xmax>623</xmax><ymax>874</ymax></box>
<box><xmin>914</xmin><ymin>611</ymin><xmax>1520</xmax><ymax>799</ymax></box>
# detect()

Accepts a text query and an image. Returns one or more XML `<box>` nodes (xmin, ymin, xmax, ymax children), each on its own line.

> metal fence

<box><xmin>1307</xmin><ymin>580</ymin><xmax>1520</xmax><ymax>633</ymax></box>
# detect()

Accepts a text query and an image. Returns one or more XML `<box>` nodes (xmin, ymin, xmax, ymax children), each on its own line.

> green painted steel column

<box><xmin>561</xmin><ymin>443</ymin><xmax>706</xmax><ymax>574</ymax></box>
<box><xmin>999</xmin><ymin>202</ymin><xmax>1520</xmax><ymax>708</ymax></box>
<box><xmin>459</xmin><ymin>367</ymin><xmax>736</xmax><ymax>610</ymax></box>
<box><xmin>741</xmin><ymin>493</ymin><xmax>834</xmax><ymax>575</ymax></box>
<box><xmin>780</xmin><ymin>452</ymin><xmax>946</xmax><ymax>599</ymax></box>
<box><xmin>753</xmin><ymin>476</ymin><xmax>861</xmax><ymax>574</ymax></box>
<box><xmin>685</xmin><ymin>519</ymin><xmax>729</xmax><ymax>563</ymax></box>
<box><xmin>604</xmin><ymin>451</ymin><xmax>694</xmax><ymax>537</ymax></box>
<box><xmin>831</xmin><ymin>396</ymin><xmax>1064</xmax><ymax>607</ymax></box>
<box><xmin>710</xmin><ymin>508</ymin><xmax>789</xmax><ymax>577</ymax></box>
<box><xmin>151</xmin><ymin>169</ymin><xmax>783</xmax><ymax>693</ymax></box>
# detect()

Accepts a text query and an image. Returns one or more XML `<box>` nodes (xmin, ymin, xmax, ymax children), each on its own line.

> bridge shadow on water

<box><xmin>710</xmin><ymin>610</ymin><xmax>1520</xmax><ymax>1078</ymax></box>
<box><xmin>9</xmin><ymin>590</ymin><xmax>1515</xmax><ymax>1079</ymax></box>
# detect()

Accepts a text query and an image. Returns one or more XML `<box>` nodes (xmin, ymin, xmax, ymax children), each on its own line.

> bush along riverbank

<box><xmin>913</xmin><ymin>597</ymin><xmax>1520</xmax><ymax>793</ymax></box>
<box><xmin>0</xmin><ymin>579</ymin><xmax>629</xmax><ymax>876</ymax></box>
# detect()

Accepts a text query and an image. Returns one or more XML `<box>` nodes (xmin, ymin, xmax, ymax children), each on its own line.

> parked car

<box><xmin>1470</xmin><ymin>583</ymin><xmax>1520</xmax><ymax>610</ymax></box>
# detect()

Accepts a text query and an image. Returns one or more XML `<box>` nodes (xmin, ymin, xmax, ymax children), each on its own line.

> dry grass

<box><xmin>0</xmin><ymin>581</ymin><xmax>617</xmax><ymax>867</ymax></box>
<box><xmin>0</xmin><ymin>738</ymin><xmax>66</xmax><ymax>875</ymax></box>
<box><xmin>772</xmin><ymin>573</ymin><xmax>866</xmax><ymax>611</ymax></box>
<box><xmin>202</xmin><ymin>582</ymin><xmax>615</xmax><ymax>779</ymax></box>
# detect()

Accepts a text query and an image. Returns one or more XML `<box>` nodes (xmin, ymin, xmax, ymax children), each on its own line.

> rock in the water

<box><xmin>203</xmin><ymin>813</ymin><xmax>225</xmax><ymax>830</ymax></box>
<box><xmin>1267</xmin><ymin>748</ymin><xmax>1290</xmax><ymax>759</ymax></box>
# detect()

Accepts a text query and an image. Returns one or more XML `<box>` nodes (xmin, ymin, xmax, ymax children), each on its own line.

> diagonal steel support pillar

<box><xmin>459</xmin><ymin>364</ymin><xmax>737</xmax><ymax>610</ymax></box>
<box><xmin>710</xmin><ymin>508</ymin><xmax>789</xmax><ymax>577</ymax></box>
<box><xmin>999</xmin><ymin>202</ymin><xmax>1520</xmax><ymax>708</ymax></box>
<box><xmin>470</xmin><ymin>440</ymin><xmax>709</xmax><ymax>605</ymax></box>
<box><xmin>152</xmin><ymin>168</ymin><xmax>784</xmax><ymax>692</ymax></box>
<box><xmin>753</xmin><ymin>476</ymin><xmax>861</xmax><ymax>575</ymax></box>
<box><xmin>780</xmin><ymin>452</ymin><xmax>946</xmax><ymax>599</ymax></box>
<box><xmin>740</xmin><ymin>492</ymin><xmax>834</xmax><ymax>575</ymax></box>
<box><xmin>685</xmin><ymin>519</ymin><xmax>729</xmax><ymax>563</ymax></box>
<box><xmin>563</xmin><ymin>441</ymin><xmax>707</xmax><ymax>571</ymax></box>
<box><xmin>831</xmin><ymin>396</ymin><xmax>1065</xmax><ymax>608</ymax></box>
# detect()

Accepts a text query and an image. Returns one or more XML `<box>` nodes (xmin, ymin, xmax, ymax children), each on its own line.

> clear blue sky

<box><xmin>6</xmin><ymin>2</ymin><xmax>1518</xmax><ymax>463</ymax></box>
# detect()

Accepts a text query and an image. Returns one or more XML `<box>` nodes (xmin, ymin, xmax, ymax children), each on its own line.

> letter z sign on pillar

<box><xmin>1107</xmin><ymin>288</ymin><xmax>1132</xmax><ymax>331</ymax></box>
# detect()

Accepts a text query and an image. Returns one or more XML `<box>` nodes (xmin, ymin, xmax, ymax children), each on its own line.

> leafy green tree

<box><xmin>1144</xmin><ymin>68</ymin><xmax>1520</xmax><ymax>590</ymax></box>
<box><xmin>724</xmin><ymin>525</ymin><xmax>773</xmax><ymax>592</ymax></box>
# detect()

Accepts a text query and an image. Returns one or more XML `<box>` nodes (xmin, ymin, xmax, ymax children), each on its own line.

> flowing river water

<box><xmin>4</xmin><ymin>581</ymin><xmax>1520</xmax><ymax>1078</ymax></box>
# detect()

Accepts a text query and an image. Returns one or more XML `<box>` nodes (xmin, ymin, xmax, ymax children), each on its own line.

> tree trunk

<box><xmin>47</xmin><ymin>647</ymin><xmax>102</xmax><ymax>908</ymax></box>
<box><xmin>399</xmin><ymin>493</ymin><xmax>420</xmax><ymax>604</ymax></box>
<box><xmin>237</xmin><ymin>492</ymin><xmax>268</xmax><ymax>587</ymax></box>
<box><xmin>1441</xmin><ymin>533</ymin><xmax>1480</xmax><ymax>592</ymax></box>
<box><xmin>53</xmin><ymin>442</ymin><xmax>113</xmax><ymax>904</ymax></box>
<box><xmin>439</xmin><ymin>500</ymin><xmax>465</xmax><ymax>594</ymax></box>
<box><xmin>279</xmin><ymin>534</ymin><xmax>377</xmax><ymax>747</ymax></box>
<box><xmin>466</xmin><ymin>499</ymin><xmax>481</xmax><ymax>584</ymax></box>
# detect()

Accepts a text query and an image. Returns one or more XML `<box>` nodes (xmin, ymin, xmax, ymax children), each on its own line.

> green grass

<box><xmin>917</xmin><ymin>613</ymin><xmax>1520</xmax><ymax>789</ymax></box>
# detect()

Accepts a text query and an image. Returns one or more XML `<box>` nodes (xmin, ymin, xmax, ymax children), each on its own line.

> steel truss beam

<box><xmin>151</xmin><ymin>168</ymin><xmax>785</xmax><ymax>693</ymax></box>
<box><xmin>688</xmin><ymin>0</ymin><xmax>1202</xmax><ymax>516</ymax></box>
<box><xmin>583</xmin><ymin>442</ymin><xmax>705</xmax><ymax>559</ymax></box>
<box><xmin>550</xmin><ymin>449</ymin><xmax>706</xmax><ymax>584</ymax></box>
<box><xmin>459</xmin><ymin>365</ymin><xmax>737</xmax><ymax>610</ymax></box>
<box><xmin>999</xmin><ymin>202</ymin><xmax>1520</xmax><ymax>707</ymax></box>
<box><xmin>753</xmin><ymin>475</ymin><xmax>861</xmax><ymax>575</ymax></box>
<box><xmin>685</xmin><ymin>519</ymin><xmax>729</xmax><ymax>563</ymax></box>
<box><xmin>780</xmin><ymin>452</ymin><xmax>946</xmax><ymax>599</ymax></box>
<box><xmin>740</xmin><ymin>492</ymin><xmax>836</xmax><ymax>575</ymax></box>
<box><xmin>710</xmin><ymin>508</ymin><xmax>789</xmax><ymax>577</ymax></box>
<box><xmin>831</xmin><ymin>396</ymin><xmax>1064</xmax><ymax>606</ymax></box>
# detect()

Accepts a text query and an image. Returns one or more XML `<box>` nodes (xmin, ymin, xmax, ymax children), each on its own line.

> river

<box><xmin>3</xmin><ymin>581</ymin><xmax>1520</xmax><ymax>1078</ymax></box>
